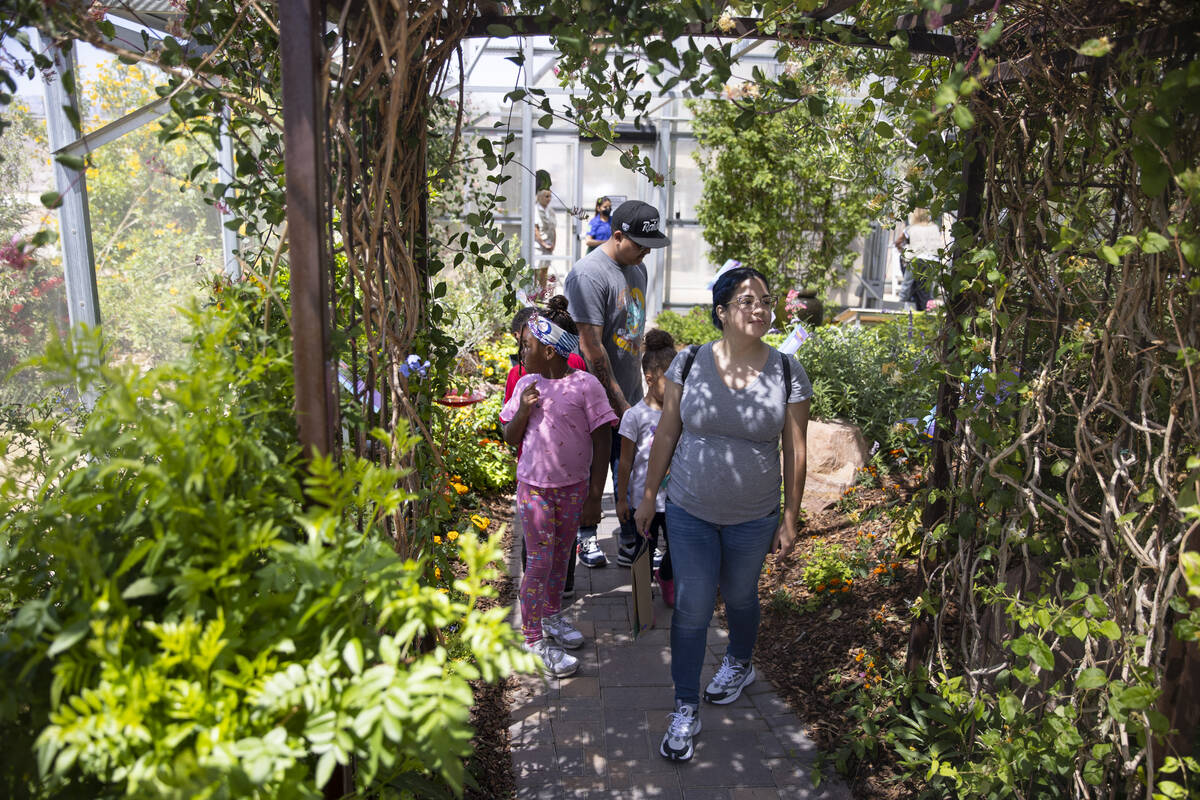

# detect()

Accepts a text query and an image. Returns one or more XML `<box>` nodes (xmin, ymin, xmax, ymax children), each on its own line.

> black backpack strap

<box><xmin>780</xmin><ymin>350</ymin><xmax>792</xmax><ymax>403</ymax></box>
<box><xmin>680</xmin><ymin>344</ymin><xmax>700</xmax><ymax>383</ymax></box>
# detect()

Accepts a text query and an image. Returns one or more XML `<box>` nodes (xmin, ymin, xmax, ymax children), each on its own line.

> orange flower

<box><xmin>816</xmin><ymin>584</ymin><xmax>826</xmax><ymax>592</ymax></box>
<box><xmin>841</xmin><ymin>585</ymin><xmax>850</xmax><ymax>593</ymax></box>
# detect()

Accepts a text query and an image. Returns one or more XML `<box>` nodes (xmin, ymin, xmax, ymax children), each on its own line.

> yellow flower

<box><xmin>437</xmin><ymin>587</ymin><xmax>448</xmax><ymax>594</ymax></box>
<box><xmin>452</xmin><ymin>482</ymin><xmax>468</xmax><ymax>495</ymax></box>
<box><xmin>433</xmin><ymin>535</ymin><xmax>442</xmax><ymax>544</ymax></box>
<box><xmin>447</xmin><ymin>530</ymin><xmax>459</xmax><ymax>541</ymax></box>
<box><xmin>435</xmin><ymin>567</ymin><xmax>441</xmax><ymax>579</ymax></box>
<box><xmin>471</xmin><ymin>514</ymin><xmax>489</xmax><ymax>530</ymax></box>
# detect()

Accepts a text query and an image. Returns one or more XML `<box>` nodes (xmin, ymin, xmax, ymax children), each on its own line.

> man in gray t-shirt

<box><xmin>565</xmin><ymin>199</ymin><xmax>670</xmax><ymax>564</ymax></box>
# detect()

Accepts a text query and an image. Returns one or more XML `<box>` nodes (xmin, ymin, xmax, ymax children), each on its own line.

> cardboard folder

<box><xmin>630</xmin><ymin>537</ymin><xmax>655</xmax><ymax>638</ymax></box>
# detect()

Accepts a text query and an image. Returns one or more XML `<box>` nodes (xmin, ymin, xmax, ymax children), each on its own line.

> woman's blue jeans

<box><xmin>665</xmin><ymin>501</ymin><xmax>777</xmax><ymax>705</ymax></box>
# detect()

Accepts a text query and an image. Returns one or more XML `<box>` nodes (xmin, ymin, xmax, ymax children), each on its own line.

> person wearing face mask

<box><xmin>584</xmin><ymin>196</ymin><xmax>613</xmax><ymax>252</ymax></box>
<box><xmin>565</xmin><ymin>200</ymin><xmax>670</xmax><ymax>569</ymax></box>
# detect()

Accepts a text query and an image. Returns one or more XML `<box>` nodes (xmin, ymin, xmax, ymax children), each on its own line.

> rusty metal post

<box><xmin>280</xmin><ymin>0</ymin><xmax>336</xmax><ymax>461</ymax></box>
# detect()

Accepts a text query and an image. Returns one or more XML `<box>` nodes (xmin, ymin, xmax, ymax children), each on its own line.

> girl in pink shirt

<box><xmin>501</xmin><ymin>296</ymin><xmax>616</xmax><ymax>677</ymax></box>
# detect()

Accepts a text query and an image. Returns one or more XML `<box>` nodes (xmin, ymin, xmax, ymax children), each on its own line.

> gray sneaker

<box><xmin>542</xmin><ymin>610</ymin><xmax>584</xmax><ymax>650</ymax></box>
<box><xmin>659</xmin><ymin>700</ymin><xmax>702</xmax><ymax>761</ymax></box>
<box><xmin>703</xmin><ymin>653</ymin><xmax>755</xmax><ymax>704</ymax></box>
<box><xmin>526</xmin><ymin>639</ymin><xmax>578</xmax><ymax>678</ymax></box>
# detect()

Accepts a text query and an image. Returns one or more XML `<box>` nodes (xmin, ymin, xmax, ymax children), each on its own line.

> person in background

<box><xmin>615</xmin><ymin>328</ymin><xmax>677</xmax><ymax>607</ymax></box>
<box><xmin>895</xmin><ymin>209</ymin><xmax>941</xmax><ymax>311</ymax></box>
<box><xmin>501</xmin><ymin>296</ymin><xmax>616</xmax><ymax>677</ymax></box>
<box><xmin>504</xmin><ymin>306</ymin><xmax>587</xmax><ymax>601</ymax></box>
<box><xmin>634</xmin><ymin>266</ymin><xmax>811</xmax><ymax>763</ymax></box>
<box><xmin>584</xmin><ymin>196</ymin><xmax>612</xmax><ymax>252</ymax></box>
<box><xmin>566</xmin><ymin>199</ymin><xmax>671</xmax><ymax>569</ymax></box>
<box><xmin>534</xmin><ymin>188</ymin><xmax>557</xmax><ymax>293</ymax></box>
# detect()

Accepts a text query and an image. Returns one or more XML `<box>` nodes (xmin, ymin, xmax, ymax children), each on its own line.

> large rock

<box><xmin>802</xmin><ymin>419</ymin><xmax>870</xmax><ymax>512</ymax></box>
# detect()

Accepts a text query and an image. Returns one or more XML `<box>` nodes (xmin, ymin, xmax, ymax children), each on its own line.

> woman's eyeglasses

<box><xmin>731</xmin><ymin>294</ymin><xmax>776</xmax><ymax>309</ymax></box>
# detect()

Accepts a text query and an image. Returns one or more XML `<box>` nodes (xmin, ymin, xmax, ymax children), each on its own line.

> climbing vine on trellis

<box><xmin>4</xmin><ymin>0</ymin><xmax>1198</xmax><ymax>795</ymax></box>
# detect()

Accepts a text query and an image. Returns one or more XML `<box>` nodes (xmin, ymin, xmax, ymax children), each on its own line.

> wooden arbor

<box><xmin>278</xmin><ymin>3</ymin><xmax>1199</xmax><ymax>791</ymax></box>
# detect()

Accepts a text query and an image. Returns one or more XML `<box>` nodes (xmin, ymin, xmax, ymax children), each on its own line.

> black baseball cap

<box><xmin>611</xmin><ymin>200</ymin><xmax>670</xmax><ymax>249</ymax></box>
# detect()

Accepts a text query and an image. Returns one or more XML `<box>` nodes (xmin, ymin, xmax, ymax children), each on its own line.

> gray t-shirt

<box><xmin>665</xmin><ymin>343</ymin><xmax>813</xmax><ymax>525</ymax></box>
<box><xmin>564</xmin><ymin>248</ymin><xmax>647</xmax><ymax>405</ymax></box>
<box><xmin>618</xmin><ymin>400</ymin><xmax>665</xmax><ymax>512</ymax></box>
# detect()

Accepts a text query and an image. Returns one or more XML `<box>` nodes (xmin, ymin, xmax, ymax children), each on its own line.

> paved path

<box><xmin>507</xmin><ymin>499</ymin><xmax>853</xmax><ymax>799</ymax></box>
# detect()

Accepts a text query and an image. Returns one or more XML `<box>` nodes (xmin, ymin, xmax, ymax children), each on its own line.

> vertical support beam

<box><xmin>649</xmin><ymin>109</ymin><xmax>671</xmax><ymax>320</ymax></box>
<box><xmin>280</xmin><ymin>0</ymin><xmax>335</xmax><ymax>460</ymax></box>
<box><xmin>662</xmin><ymin>105</ymin><xmax>677</xmax><ymax>309</ymax></box>
<box><xmin>218</xmin><ymin>107</ymin><xmax>240</xmax><ymax>280</ymax></box>
<box><xmin>519</xmin><ymin>37</ymin><xmax>534</xmax><ymax>272</ymax></box>
<box><xmin>573</xmin><ymin>137</ymin><xmax>584</xmax><ymax>266</ymax></box>
<box><xmin>38</xmin><ymin>36</ymin><xmax>99</xmax><ymax>334</ymax></box>
<box><xmin>907</xmin><ymin>127</ymin><xmax>985</xmax><ymax>673</ymax></box>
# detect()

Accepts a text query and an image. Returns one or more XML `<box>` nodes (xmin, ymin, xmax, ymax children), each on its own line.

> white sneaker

<box><xmin>542</xmin><ymin>610</ymin><xmax>584</xmax><ymax>649</ymax></box>
<box><xmin>578</xmin><ymin>534</ymin><xmax>608</xmax><ymax>568</ymax></box>
<box><xmin>526</xmin><ymin>639</ymin><xmax>578</xmax><ymax>678</ymax></box>
<box><xmin>659</xmin><ymin>700</ymin><xmax>701</xmax><ymax>761</ymax></box>
<box><xmin>703</xmin><ymin>653</ymin><xmax>756</xmax><ymax>704</ymax></box>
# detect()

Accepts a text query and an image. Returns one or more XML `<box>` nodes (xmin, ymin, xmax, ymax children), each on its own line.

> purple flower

<box><xmin>399</xmin><ymin>354</ymin><xmax>429</xmax><ymax>379</ymax></box>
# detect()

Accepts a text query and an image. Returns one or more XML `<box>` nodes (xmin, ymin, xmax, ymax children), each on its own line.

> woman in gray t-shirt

<box><xmin>634</xmin><ymin>266</ymin><xmax>811</xmax><ymax>763</ymax></box>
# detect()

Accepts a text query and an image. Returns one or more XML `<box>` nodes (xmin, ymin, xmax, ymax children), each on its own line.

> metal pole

<box><xmin>218</xmin><ymin>106</ymin><xmax>240</xmax><ymax>280</ymax></box>
<box><xmin>520</xmin><ymin>37</ymin><xmax>534</xmax><ymax>272</ymax></box>
<box><xmin>38</xmin><ymin>36</ymin><xmax>99</xmax><ymax>335</ymax></box>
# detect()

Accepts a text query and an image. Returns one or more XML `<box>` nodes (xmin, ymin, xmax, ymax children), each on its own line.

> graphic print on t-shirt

<box><xmin>612</xmin><ymin>286</ymin><xmax>645</xmax><ymax>355</ymax></box>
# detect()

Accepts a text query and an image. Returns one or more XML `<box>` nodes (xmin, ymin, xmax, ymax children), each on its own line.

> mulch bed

<box><xmin>462</xmin><ymin>495</ymin><xmax>519</xmax><ymax>800</ymax></box>
<box><xmin>754</xmin><ymin>479</ymin><xmax>925</xmax><ymax>799</ymax></box>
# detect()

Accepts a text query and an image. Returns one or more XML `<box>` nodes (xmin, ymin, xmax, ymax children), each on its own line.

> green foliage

<box><xmin>797</xmin><ymin>316</ymin><xmax>938</xmax><ymax>446</ymax></box>
<box><xmin>800</xmin><ymin>540</ymin><xmax>855</xmax><ymax>606</ymax></box>
<box><xmin>689</xmin><ymin>83</ymin><xmax>901</xmax><ymax>295</ymax></box>
<box><xmin>433</xmin><ymin>392</ymin><xmax>516</xmax><ymax>496</ymax></box>
<box><xmin>0</xmin><ymin>292</ymin><xmax>533</xmax><ymax>798</ymax></box>
<box><xmin>652</xmin><ymin>306</ymin><xmax>717</xmax><ymax>346</ymax></box>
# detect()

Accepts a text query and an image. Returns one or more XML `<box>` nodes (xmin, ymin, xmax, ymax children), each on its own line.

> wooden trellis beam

<box><xmin>280</xmin><ymin>0</ymin><xmax>337</xmax><ymax>462</ymax></box>
<box><xmin>463</xmin><ymin>14</ymin><xmax>962</xmax><ymax>57</ymax></box>
<box><xmin>896</xmin><ymin>0</ymin><xmax>1009</xmax><ymax>31</ymax></box>
<box><xmin>988</xmin><ymin>21</ymin><xmax>1199</xmax><ymax>85</ymax></box>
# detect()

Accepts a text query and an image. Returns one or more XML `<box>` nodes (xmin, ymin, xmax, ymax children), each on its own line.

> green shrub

<box><xmin>795</xmin><ymin>316</ymin><xmax>937</xmax><ymax>447</ymax></box>
<box><xmin>433</xmin><ymin>392</ymin><xmax>516</xmax><ymax>495</ymax></box>
<box><xmin>653</xmin><ymin>306</ymin><xmax>718</xmax><ymax>346</ymax></box>
<box><xmin>0</xmin><ymin>293</ymin><xmax>533</xmax><ymax>799</ymax></box>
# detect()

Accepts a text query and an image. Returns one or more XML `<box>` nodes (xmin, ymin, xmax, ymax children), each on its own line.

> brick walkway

<box><xmin>507</xmin><ymin>499</ymin><xmax>853</xmax><ymax>800</ymax></box>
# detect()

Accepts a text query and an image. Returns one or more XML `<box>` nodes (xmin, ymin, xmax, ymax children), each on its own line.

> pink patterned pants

<box><xmin>517</xmin><ymin>479</ymin><xmax>586</xmax><ymax>643</ymax></box>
